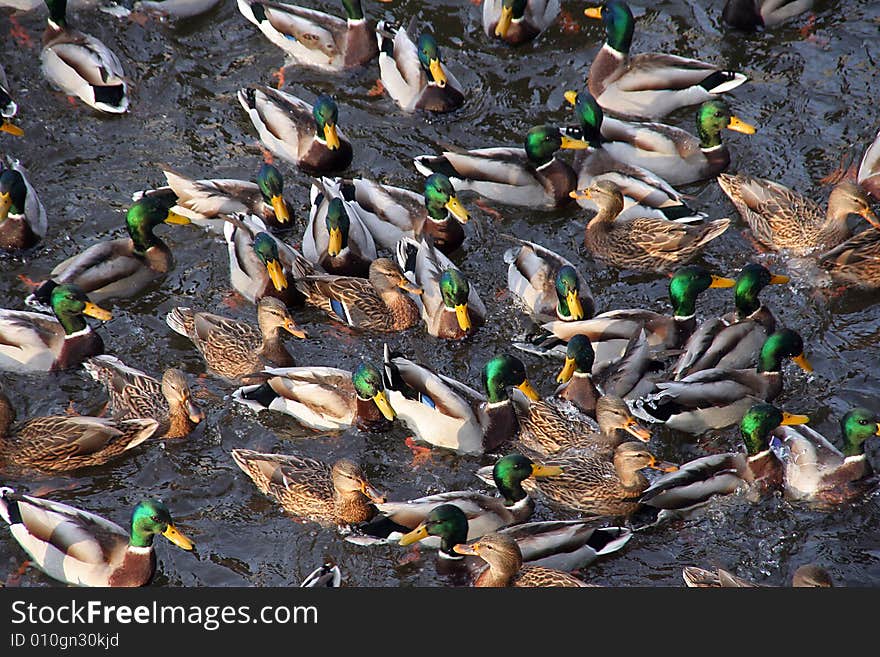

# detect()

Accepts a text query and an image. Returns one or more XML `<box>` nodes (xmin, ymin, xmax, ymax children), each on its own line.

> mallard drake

<box><xmin>304</xmin><ymin>177</ymin><xmax>377</xmax><ymax>277</ymax></box>
<box><xmin>553</xmin><ymin>335</ymin><xmax>601</xmax><ymax>416</ymax></box>
<box><xmin>769</xmin><ymin>407</ymin><xmax>880</xmax><ymax>504</ymax></box>
<box><xmin>134</xmin><ymin>163</ymin><xmax>292</xmax><ymax>233</ymax></box>
<box><xmin>818</xmin><ymin>229</ymin><xmax>880</xmax><ymax>289</ymax></box>
<box><xmin>483</xmin><ymin>0</ymin><xmax>559</xmax><ymax>46</ymax></box>
<box><xmin>683</xmin><ymin>563</ymin><xmax>832</xmax><ymax>588</ymax></box>
<box><xmin>413</xmin><ymin>125</ymin><xmax>588</xmax><ymax>209</ymax></box>
<box><xmin>231</xmin><ymin>362</ymin><xmax>396</xmax><ymax>433</ymax></box>
<box><xmin>83</xmin><ymin>355</ymin><xmax>204</xmax><ymax>440</ymax></box>
<box><xmin>502</xmin><ymin>235</ymin><xmax>594</xmax><ymax>324</ymax></box>
<box><xmin>398</xmin><ymin>503</ymin><xmax>631</xmax><ymax>572</ymax></box>
<box><xmin>0</xmin><ymin>385</ymin><xmax>158</xmax><ymax>472</ymax></box>
<box><xmin>858</xmin><ymin>128</ymin><xmax>880</xmax><ymax>201</ymax></box>
<box><xmin>25</xmin><ymin>197</ymin><xmax>192</xmax><ymax>312</ymax></box>
<box><xmin>0</xmin><ymin>284</ymin><xmax>110</xmax><ymax>372</ymax></box>
<box><xmin>237</xmin><ymin>0</ymin><xmax>379</xmax><ymax>71</ymax></box>
<box><xmin>582</xmin><ymin>0</ymin><xmax>747</xmax><ymax>121</ymax></box>
<box><xmin>453</xmin><ymin>532</ymin><xmax>589</xmax><ymax>587</ymax></box>
<box><xmin>238</xmin><ymin>86</ymin><xmax>353</xmax><ymax>173</ymax></box>
<box><xmin>0</xmin><ymin>65</ymin><xmax>23</xmax><ymax>137</ymax></box>
<box><xmin>40</xmin><ymin>0</ymin><xmax>129</xmax><ymax>114</ymax></box>
<box><xmin>631</xmin><ymin>329</ymin><xmax>813</xmax><ymax>435</ymax></box>
<box><xmin>722</xmin><ymin>0</ymin><xmax>814</xmax><ymax>30</ymax></box>
<box><xmin>300</xmin><ymin>562</ymin><xmax>342</xmax><ymax>587</ymax></box>
<box><xmin>0</xmin><ymin>157</ymin><xmax>46</xmax><ymax>251</ymax></box>
<box><xmin>565</xmin><ymin>89</ymin><xmax>756</xmax><ymax>186</ymax></box>
<box><xmin>574</xmin><ymin>180</ymin><xmax>730</xmax><ymax>274</ymax></box>
<box><xmin>639</xmin><ymin>403</ymin><xmax>809</xmax><ymax>513</ymax></box>
<box><xmin>395</xmin><ymin>235</ymin><xmax>486</xmax><ymax>339</ymax></box>
<box><xmin>717</xmin><ymin>173</ymin><xmax>878</xmax><ymax>255</ymax></box>
<box><xmin>295</xmin><ymin>257</ymin><xmax>423</xmax><ymax>332</ymax></box>
<box><xmin>0</xmin><ymin>488</ymin><xmax>193</xmax><ymax>587</ymax></box>
<box><xmin>376</xmin><ymin>22</ymin><xmax>464</xmax><ymax>113</ymax></box>
<box><xmin>165</xmin><ymin>296</ymin><xmax>306</xmax><ymax>382</ymax></box>
<box><xmin>671</xmin><ymin>263</ymin><xmax>789</xmax><ymax>379</ymax></box>
<box><xmin>382</xmin><ymin>348</ymin><xmax>541</xmax><ymax>455</ymax></box>
<box><xmin>230</xmin><ymin>449</ymin><xmax>385</xmax><ymax>526</ymax></box>
<box><xmin>345</xmin><ymin>173</ymin><xmax>470</xmax><ymax>254</ymax></box>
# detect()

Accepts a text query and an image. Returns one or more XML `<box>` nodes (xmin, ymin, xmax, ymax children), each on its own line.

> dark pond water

<box><xmin>1</xmin><ymin>0</ymin><xmax>879</xmax><ymax>587</ymax></box>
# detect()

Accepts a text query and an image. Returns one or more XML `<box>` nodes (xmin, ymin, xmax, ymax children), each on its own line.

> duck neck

<box><xmin>475</xmin><ymin>562</ymin><xmax>517</xmax><ymax>587</ymax></box>
<box><xmin>333</xmin><ymin>489</ymin><xmax>375</xmax><ymax>524</ymax></box>
<box><xmin>614</xmin><ymin>459</ymin><xmax>648</xmax><ymax>491</ymax></box>
<box><xmin>56</xmin><ymin>310</ymin><xmax>88</xmax><ymax>336</ymax></box>
<box><xmin>588</xmin><ymin>195</ymin><xmax>624</xmax><ymax>227</ymax></box>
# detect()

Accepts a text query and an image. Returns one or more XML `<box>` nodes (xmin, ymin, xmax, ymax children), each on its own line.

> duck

<box><xmin>165</xmin><ymin>296</ymin><xmax>307</xmax><ymax>382</ymax></box>
<box><xmin>133</xmin><ymin>163</ymin><xmax>292</xmax><ymax>233</ymax></box>
<box><xmin>40</xmin><ymin>0</ymin><xmax>130</xmax><ymax>114</ymax></box>
<box><xmin>0</xmin><ymin>385</ymin><xmax>158</xmax><ymax>472</ymax></box>
<box><xmin>343</xmin><ymin>173</ymin><xmax>470</xmax><ymax>255</ymax></box>
<box><xmin>0</xmin><ymin>284</ymin><xmax>110</xmax><ymax>372</ymax></box>
<box><xmin>0</xmin><ymin>157</ymin><xmax>46</xmax><ymax>251</ymax></box>
<box><xmin>631</xmin><ymin>329</ymin><xmax>813</xmax><ymax>435</ymax></box>
<box><xmin>565</xmin><ymin>89</ymin><xmax>756</xmax><ymax>186</ymax></box>
<box><xmin>858</xmin><ymin>127</ymin><xmax>880</xmax><ymax>201</ymax></box>
<box><xmin>303</xmin><ymin>177</ymin><xmax>377</xmax><ymax>277</ymax></box>
<box><xmin>231</xmin><ymin>362</ymin><xmax>396</xmax><ymax>433</ymax></box>
<box><xmin>25</xmin><ymin>197</ymin><xmax>192</xmax><ymax>312</ymax></box>
<box><xmin>502</xmin><ymin>235</ymin><xmax>594</xmax><ymax>324</ymax></box>
<box><xmin>83</xmin><ymin>355</ymin><xmax>204</xmax><ymax>440</ymax></box>
<box><xmin>574</xmin><ymin>179</ymin><xmax>730</xmax><ymax>274</ymax></box>
<box><xmin>482</xmin><ymin>0</ymin><xmax>559</xmax><ymax>46</ymax></box>
<box><xmin>0</xmin><ymin>65</ymin><xmax>22</xmax><ymax>136</ymax></box>
<box><xmin>295</xmin><ymin>257</ymin><xmax>423</xmax><ymax>332</ymax></box>
<box><xmin>395</xmin><ymin>235</ymin><xmax>486</xmax><ymax>339</ymax></box>
<box><xmin>453</xmin><ymin>532</ymin><xmax>590</xmax><ymax>587</ymax></box>
<box><xmin>553</xmin><ymin>335</ymin><xmax>602</xmax><ymax>416</ymax></box>
<box><xmin>413</xmin><ymin>125</ymin><xmax>588</xmax><ymax>209</ymax></box>
<box><xmin>769</xmin><ymin>407</ymin><xmax>880</xmax><ymax>504</ymax></box>
<box><xmin>716</xmin><ymin>173</ymin><xmax>878</xmax><ymax>256</ymax></box>
<box><xmin>300</xmin><ymin>562</ymin><xmax>342</xmax><ymax>587</ymax></box>
<box><xmin>582</xmin><ymin>0</ymin><xmax>747</xmax><ymax>121</ymax></box>
<box><xmin>639</xmin><ymin>403</ymin><xmax>810</xmax><ymax>513</ymax></box>
<box><xmin>376</xmin><ymin>22</ymin><xmax>465</xmax><ymax>113</ymax></box>
<box><xmin>237</xmin><ymin>0</ymin><xmax>379</xmax><ymax>71</ymax></box>
<box><xmin>818</xmin><ymin>229</ymin><xmax>880</xmax><ymax>289</ymax></box>
<box><xmin>722</xmin><ymin>0</ymin><xmax>814</xmax><ymax>31</ymax></box>
<box><xmin>683</xmin><ymin>563</ymin><xmax>832</xmax><ymax>587</ymax></box>
<box><xmin>0</xmin><ymin>489</ymin><xmax>193</xmax><ymax>587</ymax></box>
<box><xmin>382</xmin><ymin>347</ymin><xmax>541</xmax><ymax>455</ymax></box>
<box><xmin>671</xmin><ymin>263</ymin><xmax>789</xmax><ymax>380</ymax></box>
<box><xmin>398</xmin><ymin>503</ymin><xmax>631</xmax><ymax>572</ymax></box>
<box><xmin>238</xmin><ymin>86</ymin><xmax>353</xmax><ymax>173</ymax></box>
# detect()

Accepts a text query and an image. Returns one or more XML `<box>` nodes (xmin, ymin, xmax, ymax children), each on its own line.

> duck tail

<box><xmin>696</xmin><ymin>218</ymin><xmax>731</xmax><ymax>246</ymax></box>
<box><xmin>0</xmin><ymin>487</ymin><xmax>20</xmax><ymax>526</ymax></box>
<box><xmin>700</xmin><ymin>70</ymin><xmax>748</xmax><ymax>94</ymax></box>
<box><xmin>165</xmin><ymin>307</ymin><xmax>195</xmax><ymax>338</ymax></box>
<box><xmin>413</xmin><ymin>154</ymin><xmax>457</xmax><ymax>180</ymax></box>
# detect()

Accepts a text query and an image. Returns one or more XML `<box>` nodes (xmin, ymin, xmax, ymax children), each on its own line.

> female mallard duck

<box><xmin>769</xmin><ymin>407</ymin><xmax>880</xmax><ymax>504</ymax></box>
<box><xmin>395</xmin><ymin>235</ymin><xmax>486</xmax><ymax>339</ymax></box>
<box><xmin>25</xmin><ymin>197</ymin><xmax>192</xmax><ymax>312</ymax></box>
<box><xmin>0</xmin><ymin>386</ymin><xmax>158</xmax><ymax>472</ymax></box>
<box><xmin>582</xmin><ymin>0</ymin><xmax>747</xmax><ymax>121</ymax></box>
<box><xmin>398</xmin><ymin>503</ymin><xmax>631</xmax><ymax>572</ymax></box>
<box><xmin>40</xmin><ymin>0</ymin><xmax>129</xmax><ymax>114</ymax></box>
<box><xmin>0</xmin><ymin>489</ymin><xmax>193</xmax><ymax>587</ymax></box>
<box><xmin>238</xmin><ymin>86</ymin><xmax>353</xmax><ymax>173</ymax></box>
<box><xmin>722</xmin><ymin>0</ymin><xmax>814</xmax><ymax>30</ymax></box>
<box><xmin>575</xmin><ymin>180</ymin><xmax>730</xmax><ymax>274</ymax></box>
<box><xmin>345</xmin><ymin>173</ymin><xmax>470</xmax><ymax>255</ymax></box>
<box><xmin>376</xmin><ymin>22</ymin><xmax>464</xmax><ymax>113</ymax></box>
<box><xmin>231</xmin><ymin>362</ymin><xmax>396</xmax><ymax>433</ymax></box>
<box><xmin>295</xmin><ymin>257</ymin><xmax>423</xmax><ymax>332</ymax></box>
<box><xmin>454</xmin><ymin>532</ymin><xmax>589</xmax><ymax>587</ymax></box>
<box><xmin>134</xmin><ymin>163</ymin><xmax>291</xmax><ymax>233</ymax></box>
<box><xmin>483</xmin><ymin>0</ymin><xmax>559</xmax><ymax>46</ymax></box>
<box><xmin>0</xmin><ymin>157</ymin><xmax>46</xmax><ymax>251</ymax></box>
<box><xmin>683</xmin><ymin>563</ymin><xmax>832</xmax><ymax>588</ymax></box>
<box><xmin>717</xmin><ymin>173</ymin><xmax>878</xmax><ymax>255</ymax></box>
<box><xmin>304</xmin><ymin>177</ymin><xmax>377</xmax><ymax>277</ymax></box>
<box><xmin>671</xmin><ymin>263</ymin><xmax>789</xmax><ymax>380</ymax></box>
<box><xmin>413</xmin><ymin>125</ymin><xmax>588</xmax><ymax>209</ymax></box>
<box><xmin>165</xmin><ymin>296</ymin><xmax>307</xmax><ymax>382</ymax></box>
<box><xmin>502</xmin><ymin>235</ymin><xmax>594</xmax><ymax>324</ymax></box>
<box><xmin>0</xmin><ymin>65</ymin><xmax>22</xmax><ymax>136</ymax></box>
<box><xmin>83</xmin><ymin>355</ymin><xmax>204</xmax><ymax>440</ymax></box>
<box><xmin>632</xmin><ymin>329</ymin><xmax>813</xmax><ymax>435</ymax></box>
<box><xmin>382</xmin><ymin>348</ymin><xmax>541</xmax><ymax>455</ymax></box>
<box><xmin>858</xmin><ymin>128</ymin><xmax>880</xmax><ymax>200</ymax></box>
<box><xmin>230</xmin><ymin>450</ymin><xmax>385</xmax><ymax>526</ymax></box>
<box><xmin>0</xmin><ymin>284</ymin><xmax>110</xmax><ymax>372</ymax></box>
<box><xmin>639</xmin><ymin>403</ymin><xmax>809</xmax><ymax>513</ymax></box>
<box><xmin>818</xmin><ymin>229</ymin><xmax>880</xmax><ymax>289</ymax></box>
<box><xmin>237</xmin><ymin>0</ymin><xmax>379</xmax><ymax>71</ymax></box>
<box><xmin>565</xmin><ymin>89</ymin><xmax>756</xmax><ymax>186</ymax></box>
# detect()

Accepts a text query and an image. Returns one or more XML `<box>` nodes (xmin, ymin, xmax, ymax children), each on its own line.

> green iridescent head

<box><xmin>585</xmin><ymin>0</ymin><xmax>634</xmax><ymax>53</ymax></box>
<box><xmin>559</xmin><ymin>334</ymin><xmax>596</xmax><ymax>380</ymax></box>
<box><xmin>398</xmin><ymin>504</ymin><xmax>469</xmax><ymax>556</ymax></box>
<box><xmin>696</xmin><ymin>101</ymin><xmax>756</xmax><ymax>149</ymax></box>
<box><xmin>253</xmin><ymin>233</ymin><xmax>288</xmax><ymax>291</ymax></box>
<box><xmin>482</xmin><ymin>354</ymin><xmax>540</xmax><ymax>404</ymax></box>
<box><xmin>125</xmin><ymin>197</ymin><xmax>190</xmax><ymax>253</ymax></box>
<box><xmin>571</xmin><ymin>91</ymin><xmax>604</xmax><ymax>147</ymax></box>
<box><xmin>555</xmin><ymin>266</ymin><xmax>585</xmax><ymax>320</ymax></box>
<box><xmin>417</xmin><ymin>32</ymin><xmax>447</xmax><ymax>87</ymax></box>
<box><xmin>313</xmin><ymin>95</ymin><xmax>341</xmax><ymax>150</ymax></box>
<box><xmin>50</xmin><ymin>284</ymin><xmax>112</xmax><ymax>334</ymax></box>
<box><xmin>340</xmin><ymin>0</ymin><xmax>365</xmax><ymax>21</ymax></box>
<box><xmin>352</xmin><ymin>363</ymin><xmax>396</xmax><ymax>420</ymax></box>
<box><xmin>423</xmin><ymin>173</ymin><xmax>469</xmax><ymax>224</ymax></box>
<box><xmin>840</xmin><ymin>408</ymin><xmax>880</xmax><ymax>456</ymax></box>
<box><xmin>0</xmin><ymin>169</ymin><xmax>26</xmax><ymax>218</ymax></box>
<box><xmin>758</xmin><ymin>329</ymin><xmax>812</xmax><ymax>374</ymax></box>
<box><xmin>740</xmin><ymin>403</ymin><xmax>809</xmax><ymax>455</ymax></box>
<box><xmin>325</xmin><ymin>198</ymin><xmax>350</xmax><ymax>255</ymax></box>
<box><xmin>524</xmin><ymin>125</ymin><xmax>588</xmax><ymax>165</ymax></box>
<box><xmin>256</xmin><ymin>164</ymin><xmax>289</xmax><ymax>224</ymax></box>
<box><xmin>733</xmin><ymin>263</ymin><xmax>788</xmax><ymax>318</ymax></box>
<box><xmin>492</xmin><ymin>453</ymin><xmax>562</xmax><ymax>505</ymax></box>
<box><xmin>129</xmin><ymin>499</ymin><xmax>194</xmax><ymax>551</ymax></box>
<box><xmin>668</xmin><ymin>266</ymin><xmax>735</xmax><ymax>318</ymax></box>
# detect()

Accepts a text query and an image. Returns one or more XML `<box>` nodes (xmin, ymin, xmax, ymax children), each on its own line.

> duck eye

<box><xmin>151</xmin><ymin>515</ymin><xmax>159</xmax><ymax>523</ymax></box>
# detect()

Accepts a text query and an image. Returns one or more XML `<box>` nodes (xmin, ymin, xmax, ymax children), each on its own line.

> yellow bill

<box><xmin>710</xmin><ymin>275</ymin><xmax>736</xmax><ymax>289</ymax></box>
<box><xmin>399</xmin><ymin>523</ymin><xmax>430</xmax><ymax>546</ymax></box>
<box><xmin>323</xmin><ymin>123</ymin><xmax>340</xmax><ymax>150</ymax></box>
<box><xmin>780</xmin><ymin>412</ymin><xmax>810</xmax><ymax>426</ymax></box>
<box><xmin>0</xmin><ymin>191</ymin><xmax>11</xmax><ymax>218</ymax></box>
<box><xmin>83</xmin><ymin>301</ymin><xmax>112</xmax><ymax>321</ymax></box>
<box><xmin>163</xmin><ymin>524</ymin><xmax>195</xmax><ymax>551</ymax></box>
<box><xmin>770</xmin><ymin>273</ymin><xmax>790</xmax><ymax>284</ymax></box>
<box><xmin>584</xmin><ymin>6</ymin><xmax>603</xmax><ymax>19</ymax></box>
<box><xmin>455</xmin><ymin>303</ymin><xmax>471</xmax><ymax>331</ymax></box>
<box><xmin>266</xmin><ymin>259</ymin><xmax>288</xmax><ymax>292</ymax></box>
<box><xmin>494</xmin><ymin>6</ymin><xmax>514</xmax><ymax>37</ymax></box>
<box><xmin>327</xmin><ymin>226</ymin><xmax>343</xmax><ymax>257</ymax></box>
<box><xmin>429</xmin><ymin>59</ymin><xmax>447</xmax><ymax>88</ymax></box>
<box><xmin>0</xmin><ymin>121</ymin><xmax>23</xmax><ymax>137</ymax></box>
<box><xmin>517</xmin><ymin>379</ymin><xmax>541</xmax><ymax>401</ymax></box>
<box><xmin>164</xmin><ymin>209</ymin><xmax>191</xmax><ymax>225</ymax></box>
<box><xmin>531</xmin><ymin>463</ymin><xmax>564</xmax><ymax>478</ymax></box>
<box><xmin>566</xmin><ymin>290</ymin><xmax>585</xmax><ymax>320</ymax></box>
<box><xmin>563</xmin><ymin>90</ymin><xmax>579</xmax><ymax>106</ymax></box>
<box><xmin>726</xmin><ymin>116</ymin><xmax>757</xmax><ymax>135</ymax></box>
<box><xmin>271</xmin><ymin>195</ymin><xmax>290</xmax><ymax>224</ymax></box>
<box><xmin>560</xmin><ymin>133</ymin><xmax>589</xmax><ymax>150</ymax></box>
<box><xmin>373</xmin><ymin>389</ymin><xmax>396</xmax><ymax>421</ymax></box>
<box><xmin>556</xmin><ymin>356</ymin><xmax>577</xmax><ymax>384</ymax></box>
<box><xmin>792</xmin><ymin>353</ymin><xmax>813</xmax><ymax>373</ymax></box>
<box><xmin>445</xmin><ymin>195</ymin><xmax>469</xmax><ymax>223</ymax></box>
